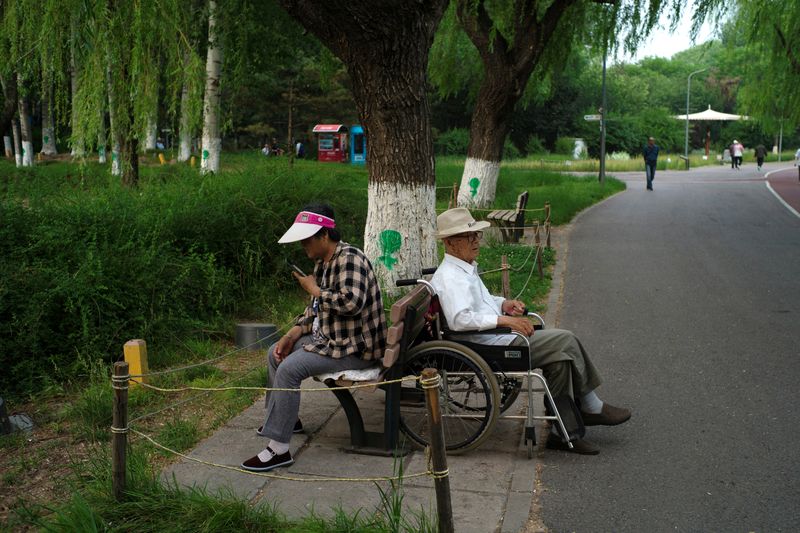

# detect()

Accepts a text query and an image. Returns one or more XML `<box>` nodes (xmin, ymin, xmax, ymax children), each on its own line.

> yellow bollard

<box><xmin>190</xmin><ymin>155</ymin><xmax>196</xmax><ymax>167</ymax></box>
<box><xmin>158</xmin><ymin>153</ymin><xmax>166</xmax><ymax>165</ymax></box>
<box><xmin>124</xmin><ymin>339</ymin><xmax>149</xmax><ymax>386</ymax></box>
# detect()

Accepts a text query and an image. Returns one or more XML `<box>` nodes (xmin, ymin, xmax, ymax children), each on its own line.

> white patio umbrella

<box><xmin>673</xmin><ymin>105</ymin><xmax>749</xmax><ymax>156</ymax></box>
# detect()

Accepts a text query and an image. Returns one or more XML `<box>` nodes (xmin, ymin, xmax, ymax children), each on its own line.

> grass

<box><xmin>1</xmin><ymin>150</ymin><xmax>625</xmax><ymax>530</ymax></box>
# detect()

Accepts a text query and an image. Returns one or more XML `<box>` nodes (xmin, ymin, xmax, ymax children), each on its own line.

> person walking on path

<box><xmin>240</xmin><ymin>203</ymin><xmax>387</xmax><ymax>472</ymax></box>
<box><xmin>731</xmin><ymin>140</ymin><xmax>745</xmax><ymax>170</ymax></box>
<box><xmin>642</xmin><ymin>137</ymin><xmax>659</xmax><ymax>191</ymax></box>
<box><xmin>755</xmin><ymin>144</ymin><xmax>767</xmax><ymax>171</ymax></box>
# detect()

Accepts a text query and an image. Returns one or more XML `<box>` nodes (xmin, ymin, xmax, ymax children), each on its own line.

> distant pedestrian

<box><xmin>795</xmin><ymin>147</ymin><xmax>800</xmax><ymax>181</ymax></box>
<box><xmin>295</xmin><ymin>139</ymin><xmax>305</xmax><ymax>159</ymax></box>
<box><xmin>731</xmin><ymin>140</ymin><xmax>744</xmax><ymax>170</ymax></box>
<box><xmin>642</xmin><ymin>137</ymin><xmax>659</xmax><ymax>191</ymax></box>
<box><xmin>754</xmin><ymin>144</ymin><xmax>767</xmax><ymax>171</ymax></box>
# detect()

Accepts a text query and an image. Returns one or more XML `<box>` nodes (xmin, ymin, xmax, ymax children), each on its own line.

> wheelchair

<box><xmin>394</xmin><ymin>272</ymin><xmax>581</xmax><ymax>458</ymax></box>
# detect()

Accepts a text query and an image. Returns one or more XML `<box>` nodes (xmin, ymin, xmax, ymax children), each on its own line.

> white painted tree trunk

<box><xmin>363</xmin><ymin>182</ymin><xmax>438</xmax><ymax>291</ymax></box>
<box><xmin>12</xmin><ymin>119</ymin><xmax>22</xmax><ymax>167</ymax></box>
<box><xmin>98</xmin><ymin>111</ymin><xmax>107</xmax><ymax>163</ymax></box>
<box><xmin>457</xmin><ymin>157</ymin><xmax>501</xmax><ymax>208</ymax></box>
<box><xmin>201</xmin><ymin>0</ymin><xmax>222</xmax><ymax>175</ymax></box>
<box><xmin>106</xmin><ymin>65</ymin><xmax>121</xmax><ymax>176</ymax></box>
<box><xmin>145</xmin><ymin>113</ymin><xmax>157</xmax><ymax>150</ymax></box>
<box><xmin>178</xmin><ymin>81</ymin><xmax>192</xmax><ymax>162</ymax></box>
<box><xmin>17</xmin><ymin>83</ymin><xmax>34</xmax><ymax>167</ymax></box>
<box><xmin>41</xmin><ymin>92</ymin><xmax>58</xmax><ymax>155</ymax></box>
<box><xmin>3</xmin><ymin>136</ymin><xmax>11</xmax><ymax>158</ymax></box>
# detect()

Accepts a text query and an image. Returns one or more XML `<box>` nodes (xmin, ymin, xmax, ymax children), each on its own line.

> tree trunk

<box><xmin>278</xmin><ymin>0</ymin><xmax>447</xmax><ymax>286</ymax></box>
<box><xmin>201</xmin><ymin>0</ymin><xmax>222</xmax><ymax>175</ymax></box>
<box><xmin>456</xmin><ymin>71</ymin><xmax>516</xmax><ymax>207</ymax></box>
<box><xmin>120</xmin><ymin>137</ymin><xmax>139</xmax><ymax>187</ymax></box>
<box><xmin>178</xmin><ymin>81</ymin><xmax>192</xmax><ymax>162</ymax></box>
<box><xmin>456</xmin><ymin>0</ymin><xmax>576</xmax><ymax>208</ymax></box>
<box><xmin>17</xmin><ymin>75</ymin><xmax>34</xmax><ymax>167</ymax></box>
<box><xmin>41</xmin><ymin>88</ymin><xmax>58</xmax><ymax>155</ymax></box>
<box><xmin>98</xmin><ymin>110</ymin><xmax>108</xmax><ymax>163</ymax></box>
<box><xmin>3</xmin><ymin>136</ymin><xmax>11</xmax><ymax>159</ymax></box>
<box><xmin>12</xmin><ymin>118</ymin><xmax>22</xmax><ymax>167</ymax></box>
<box><xmin>106</xmin><ymin>65</ymin><xmax>122</xmax><ymax>176</ymax></box>
<box><xmin>1</xmin><ymin>74</ymin><xmax>19</xmax><ymax>148</ymax></box>
<box><xmin>70</xmin><ymin>46</ymin><xmax>85</xmax><ymax>157</ymax></box>
<box><xmin>145</xmin><ymin>112</ymin><xmax>157</xmax><ymax>151</ymax></box>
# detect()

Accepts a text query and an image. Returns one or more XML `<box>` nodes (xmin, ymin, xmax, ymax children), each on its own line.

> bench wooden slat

<box><xmin>386</xmin><ymin>323</ymin><xmax>404</xmax><ymax>345</ymax></box>
<box><xmin>390</xmin><ymin>285</ymin><xmax>430</xmax><ymax>323</ymax></box>
<box><xmin>382</xmin><ymin>346</ymin><xmax>400</xmax><ymax>368</ymax></box>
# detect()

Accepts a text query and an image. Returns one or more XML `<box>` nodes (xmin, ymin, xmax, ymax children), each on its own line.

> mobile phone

<box><xmin>287</xmin><ymin>261</ymin><xmax>306</xmax><ymax>277</ymax></box>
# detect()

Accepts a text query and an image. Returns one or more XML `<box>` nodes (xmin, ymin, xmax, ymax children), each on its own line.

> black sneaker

<box><xmin>256</xmin><ymin>419</ymin><xmax>303</xmax><ymax>436</ymax></box>
<box><xmin>240</xmin><ymin>447</ymin><xmax>294</xmax><ymax>472</ymax></box>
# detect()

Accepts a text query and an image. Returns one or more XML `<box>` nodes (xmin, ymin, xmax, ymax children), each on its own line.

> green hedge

<box><xmin>0</xmin><ymin>156</ymin><xmax>368</xmax><ymax>397</ymax></box>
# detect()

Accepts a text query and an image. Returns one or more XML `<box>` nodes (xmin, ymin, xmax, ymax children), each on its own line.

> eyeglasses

<box><xmin>452</xmin><ymin>231</ymin><xmax>483</xmax><ymax>243</ymax></box>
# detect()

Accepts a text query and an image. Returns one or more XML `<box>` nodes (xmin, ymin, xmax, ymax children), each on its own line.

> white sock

<box><xmin>581</xmin><ymin>390</ymin><xmax>604</xmax><ymax>414</ymax></box>
<box><xmin>268</xmin><ymin>440</ymin><xmax>290</xmax><ymax>455</ymax></box>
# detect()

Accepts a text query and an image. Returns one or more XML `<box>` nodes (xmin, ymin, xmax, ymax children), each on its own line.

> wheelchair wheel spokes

<box><xmin>399</xmin><ymin>341</ymin><xmax>500</xmax><ymax>453</ymax></box>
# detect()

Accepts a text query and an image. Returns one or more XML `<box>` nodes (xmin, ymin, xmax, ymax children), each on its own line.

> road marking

<box><xmin>765</xmin><ymin>181</ymin><xmax>800</xmax><ymax>219</ymax></box>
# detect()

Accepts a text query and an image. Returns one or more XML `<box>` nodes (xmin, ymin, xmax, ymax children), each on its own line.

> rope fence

<box><xmin>111</xmin><ymin>360</ymin><xmax>454</xmax><ymax>529</ymax></box>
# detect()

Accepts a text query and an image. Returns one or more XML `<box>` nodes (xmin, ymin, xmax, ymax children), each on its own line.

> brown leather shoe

<box><xmin>580</xmin><ymin>403</ymin><xmax>631</xmax><ymax>426</ymax></box>
<box><xmin>546</xmin><ymin>434</ymin><xmax>600</xmax><ymax>455</ymax></box>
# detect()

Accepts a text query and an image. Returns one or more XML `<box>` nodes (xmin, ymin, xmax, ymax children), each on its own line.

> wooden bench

<box><xmin>487</xmin><ymin>190</ymin><xmax>529</xmax><ymax>242</ymax></box>
<box><xmin>318</xmin><ymin>284</ymin><xmax>432</xmax><ymax>456</ymax></box>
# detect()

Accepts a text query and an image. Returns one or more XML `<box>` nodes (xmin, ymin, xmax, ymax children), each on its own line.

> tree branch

<box><xmin>457</xmin><ymin>0</ymin><xmax>511</xmax><ymax>67</ymax></box>
<box><xmin>774</xmin><ymin>24</ymin><xmax>800</xmax><ymax>75</ymax></box>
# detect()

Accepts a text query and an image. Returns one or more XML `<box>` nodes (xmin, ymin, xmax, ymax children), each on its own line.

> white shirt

<box><xmin>430</xmin><ymin>254</ymin><xmax>506</xmax><ymax>331</ymax></box>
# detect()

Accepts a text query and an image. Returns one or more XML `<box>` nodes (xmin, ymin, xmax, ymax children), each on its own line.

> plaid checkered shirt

<box><xmin>295</xmin><ymin>242</ymin><xmax>387</xmax><ymax>360</ymax></box>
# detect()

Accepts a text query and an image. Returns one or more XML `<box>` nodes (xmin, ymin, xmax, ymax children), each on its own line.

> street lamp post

<box><xmin>599</xmin><ymin>43</ymin><xmax>608</xmax><ymax>184</ymax></box>
<box><xmin>684</xmin><ymin>67</ymin><xmax>708</xmax><ymax>169</ymax></box>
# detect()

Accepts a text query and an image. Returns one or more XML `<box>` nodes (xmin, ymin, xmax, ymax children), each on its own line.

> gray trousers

<box><xmin>259</xmin><ymin>335</ymin><xmax>375</xmax><ymax>443</ymax></box>
<box><xmin>529</xmin><ymin>328</ymin><xmax>603</xmax><ymax>403</ymax></box>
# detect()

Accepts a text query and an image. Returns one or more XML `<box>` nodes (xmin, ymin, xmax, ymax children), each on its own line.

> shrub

<box><xmin>433</xmin><ymin>128</ymin><xmax>470</xmax><ymax>156</ymax></box>
<box><xmin>554</xmin><ymin>136</ymin><xmax>575</xmax><ymax>155</ymax></box>
<box><xmin>525</xmin><ymin>135</ymin><xmax>547</xmax><ymax>155</ymax></box>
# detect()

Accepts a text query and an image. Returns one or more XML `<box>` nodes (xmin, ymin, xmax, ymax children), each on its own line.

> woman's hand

<box><xmin>293</xmin><ymin>272</ymin><xmax>321</xmax><ymax>298</ymax></box>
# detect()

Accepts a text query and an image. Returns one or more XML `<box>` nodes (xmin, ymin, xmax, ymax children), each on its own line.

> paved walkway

<box><xmin>161</xmin><ymin>159</ymin><xmax>800</xmax><ymax>531</ymax></box>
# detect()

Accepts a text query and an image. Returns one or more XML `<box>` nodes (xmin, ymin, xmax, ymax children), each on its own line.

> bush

<box><xmin>554</xmin><ymin>136</ymin><xmax>576</xmax><ymax>155</ymax></box>
<box><xmin>503</xmin><ymin>139</ymin><xmax>521</xmax><ymax>159</ymax></box>
<box><xmin>0</xmin><ymin>156</ymin><xmax>369</xmax><ymax>398</ymax></box>
<box><xmin>433</xmin><ymin>128</ymin><xmax>470</xmax><ymax>156</ymax></box>
<box><xmin>525</xmin><ymin>135</ymin><xmax>547</xmax><ymax>155</ymax></box>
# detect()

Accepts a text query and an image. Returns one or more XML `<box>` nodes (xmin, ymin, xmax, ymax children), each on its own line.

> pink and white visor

<box><xmin>278</xmin><ymin>211</ymin><xmax>336</xmax><ymax>243</ymax></box>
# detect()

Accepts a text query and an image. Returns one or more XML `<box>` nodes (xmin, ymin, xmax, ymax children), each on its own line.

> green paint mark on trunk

<box><xmin>378</xmin><ymin>230</ymin><xmax>402</xmax><ymax>270</ymax></box>
<box><xmin>469</xmin><ymin>177</ymin><xmax>480</xmax><ymax>197</ymax></box>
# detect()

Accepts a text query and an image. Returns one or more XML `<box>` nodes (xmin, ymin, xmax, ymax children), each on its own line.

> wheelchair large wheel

<box><xmin>399</xmin><ymin>341</ymin><xmax>500</xmax><ymax>453</ymax></box>
<box><xmin>498</xmin><ymin>377</ymin><xmax>523</xmax><ymax>413</ymax></box>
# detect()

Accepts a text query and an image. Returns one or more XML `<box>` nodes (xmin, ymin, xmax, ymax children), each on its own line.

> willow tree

<box><xmin>694</xmin><ymin>0</ymin><xmax>800</xmax><ymax>126</ymax></box>
<box><xmin>200</xmin><ymin>0</ymin><xmax>222</xmax><ymax>174</ymax></box>
<box><xmin>431</xmin><ymin>0</ymin><xmax>665</xmax><ymax>208</ymax></box>
<box><xmin>278</xmin><ymin>0</ymin><xmax>449</xmax><ymax>285</ymax></box>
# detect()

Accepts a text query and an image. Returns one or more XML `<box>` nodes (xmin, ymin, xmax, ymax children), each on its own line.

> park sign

<box><xmin>584</xmin><ymin>114</ymin><xmax>602</xmax><ymax>121</ymax></box>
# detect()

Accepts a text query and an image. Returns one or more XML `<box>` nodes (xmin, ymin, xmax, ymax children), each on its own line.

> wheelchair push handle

<box><xmin>395</xmin><ymin>279</ymin><xmax>418</xmax><ymax>287</ymax></box>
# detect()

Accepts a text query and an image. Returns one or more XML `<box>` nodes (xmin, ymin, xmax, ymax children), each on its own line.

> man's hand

<box><xmin>293</xmin><ymin>272</ymin><xmax>321</xmax><ymax>298</ymax></box>
<box><xmin>498</xmin><ymin>315</ymin><xmax>534</xmax><ymax>336</ymax></box>
<box><xmin>501</xmin><ymin>299</ymin><xmax>526</xmax><ymax>316</ymax></box>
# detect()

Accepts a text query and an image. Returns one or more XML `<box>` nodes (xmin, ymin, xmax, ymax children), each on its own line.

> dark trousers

<box><xmin>645</xmin><ymin>162</ymin><xmax>656</xmax><ymax>189</ymax></box>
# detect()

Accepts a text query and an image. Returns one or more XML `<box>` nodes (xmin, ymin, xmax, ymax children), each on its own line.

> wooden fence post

<box><xmin>501</xmin><ymin>255</ymin><xmax>510</xmax><ymax>299</ymax></box>
<box><xmin>536</xmin><ymin>245</ymin><xmax>544</xmax><ymax>279</ymax></box>
<box><xmin>112</xmin><ymin>361</ymin><xmax>129</xmax><ymax>502</ymax></box>
<box><xmin>544</xmin><ymin>202</ymin><xmax>551</xmax><ymax>248</ymax></box>
<box><xmin>421</xmin><ymin>368</ymin><xmax>454</xmax><ymax>533</ymax></box>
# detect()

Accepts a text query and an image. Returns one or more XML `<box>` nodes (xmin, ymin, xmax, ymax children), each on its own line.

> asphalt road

<box><xmin>541</xmin><ymin>163</ymin><xmax>800</xmax><ymax>532</ymax></box>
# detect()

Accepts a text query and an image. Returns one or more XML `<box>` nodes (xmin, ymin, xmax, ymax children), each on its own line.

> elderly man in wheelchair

<box><xmin>428</xmin><ymin>208</ymin><xmax>631</xmax><ymax>455</ymax></box>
